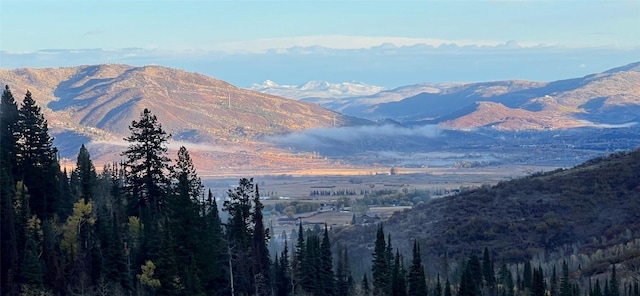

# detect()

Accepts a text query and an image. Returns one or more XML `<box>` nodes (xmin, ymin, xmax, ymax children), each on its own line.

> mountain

<box><xmin>333</xmin><ymin>148</ymin><xmax>640</xmax><ymax>270</ymax></box>
<box><xmin>249</xmin><ymin>80</ymin><xmax>386</xmax><ymax>100</ymax></box>
<box><xmin>320</xmin><ymin>62</ymin><xmax>640</xmax><ymax>130</ymax></box>
<box><xmin>301</xmin><ymin>82</ymin><xmax>461</xmax><ymax>115</ymax></box>
<box><xmin>0</xmin><ymin>64</ymin><xmax>366</xmax><ymax>173</ymax></box>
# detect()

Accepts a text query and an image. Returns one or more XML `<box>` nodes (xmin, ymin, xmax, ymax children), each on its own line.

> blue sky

<box><xmin>1</xmin><ymin>0</ymin><xmax>639</xmax><ymax>87</ymax></box>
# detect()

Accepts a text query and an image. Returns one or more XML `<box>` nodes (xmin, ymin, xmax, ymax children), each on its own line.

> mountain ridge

<box><xmin>0</xmin><ymin>64</ymin><xmax>367</xmax><ymax>172</ymax></box>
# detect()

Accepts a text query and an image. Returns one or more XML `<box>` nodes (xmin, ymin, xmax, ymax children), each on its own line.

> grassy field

<box><xmin>203</xmin><ymin>164</ymin><xmax>560</xmax><ymax>237</ymax></box>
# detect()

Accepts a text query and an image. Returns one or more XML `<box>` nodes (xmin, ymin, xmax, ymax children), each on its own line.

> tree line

<box><xmin>1</xmin><ymin>85</ymin><xmax>637</xmax><ymax>296</ymax></box>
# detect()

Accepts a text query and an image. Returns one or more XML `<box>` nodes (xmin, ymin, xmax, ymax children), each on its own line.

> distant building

<box><xmin>352</xmin><ymin>213</ymin><xmax>381</xmax><ymax>225</ymax></box>
<box><xmin>390</xmin><ymin>167</ymin><xmax>399</xmax><ymax>175</ymax></box>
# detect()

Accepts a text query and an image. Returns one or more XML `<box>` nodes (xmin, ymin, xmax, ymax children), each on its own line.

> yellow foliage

<box><xmin>128</xmin><ymin>216</ymin><xmax>142</xmax><ymax>249</ymax></box>
<box><xmin>61</xmin><ymin>200</ymin><xmax>96</xmax><ymax>257</ymax></box>
<box><xmin>137</xmin><ymin>260</ymin><xmax>161</xmax><ymax>289</ymax></box>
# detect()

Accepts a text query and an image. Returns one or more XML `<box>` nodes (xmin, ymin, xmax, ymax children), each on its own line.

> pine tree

<box><xmin>434</xmin><ymin>274</ymin><xmax>443</xmax><ymax>296</ymax></box>
<box><xmin>274</xmin><ymin>241</ymin><xmax>292</xmax><ymax>296</ymax></box>
<box><xmin>561</xmin><ymin>261</ymin><xmax>572</xmax><ymax>296</ymax></box>
<box><xmin>122</xmin><ymin>108</ymin><xmax>171</xmax><ymax>219</ymax></box>
<box><xmin>610</xmin><ymin>264</ymin><xmax>619</xmax><ymax>296</ymax></box>
<box><xmin>593</xmin><ymin>280</ymin><xmax>602</xmax><ymax>296</ymax></box>
<box><xmin>371</xmin><ymin>224</ymin><xmax>389</xmax><ymax>296</ymax></box>
<box><xmin>16</xmin><ymin>90</ymin><xmax>59</xmax><ymax>220</ymax></box>
<box><xmin>532</xmin><ymin>267</ymin><xmax>545</xmax><ymax>296</ymax></box>
<box><xmin>444</xmin><ymin>278</ymin><xmax>452</xmax><ymax>296</ymax></box>
<box><xmin>166</xmin><ymin>146</ymin><xmax>205</xmax><ymax>295</ymax></box>
<box><xmin>318</xmin><ymin>224</ymin><xmax>334</xmax><ymax>296</ymax></box>
<box><xmin>482</xmin><ymin>247</ymin><xmax>495</xmax><ymax>291</ymax></box>
<box><xmin>523</xmin><ymin>261</ymin><xmax>533</xmax><ymax>293</ymax></box>
<box><xmin>0</xmin><ymin>85</ymin><xmax>20</xmax><ymax>296</ymax></box>
<box><xmin>198</xmin><ymin>191</ymin><xmax>228</xmax><ymax>294</ymax></box>
<box><xmin>408</xmin><ymin>240</ymin><xmax>428</xmax><ymax>296</ymax></box>
<box><xmin>252</xmin><ymin>184</ymin><xmax>272</xmax><ymax>296</ymax></box>
<box><xmin>362</xmin><ymin>274</ymin><xmax>371</xmax><ymax>296</ymax></box>
<box><xmin>293</xmin><ymin>222</ymin><xmax>305</xmax><ymax>295</ymax></box>
<box><xmin>498</xmin><ymin>260</ymin><xmax>514</xmax><ymax>296</ymax></box>
<box><xmin>551</xmin><ymin>265</ymin><xmax>558</xmax><ymax>296</ymax></box>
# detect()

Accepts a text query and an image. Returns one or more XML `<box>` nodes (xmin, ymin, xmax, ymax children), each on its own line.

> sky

<box><xmin>1</xmin><ymin>0</ymin><xmax>639</xmax><ymax>87</ymax></box>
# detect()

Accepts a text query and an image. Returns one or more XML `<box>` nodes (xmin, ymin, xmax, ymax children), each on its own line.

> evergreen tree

<box><xmin>122</xmin><ymin>108</ymin><xmax>171</xmax><ymax>218</ymax></box>
<box><xmin>499</xmin><ymin>260</ymin><xmax>514</xmax><ymax>296</ymax></box>
<box><xmin>371</xmin><ymin>224</ymin><xmax>389</xmax><ymax>296</ymax></box>
<box><xmin>482</xmin><ymin>247</ymin><xmax>495</xmax><ymax>290</ymax></box>
<box><xmin>362</xmin><ymin>273</ymin><xmax>371</xmax><ymax>296</ymax></box>
<box><xmin>468</xmin><ymin>252</ymin><xmax>482</xmax><ymax>292</ymax></box>
<box><xmin>444</xmin><ymin>278</ymin><xmax>452</xmax><ymax>296</ymax></box>
<box><xmin>391</xmin><ymin>250</ymin><xmax>408</xmax><ymax>296</ymax></box>
<box><xmin>460</xmin><ymin>260</ymin><xmax>480</xmax><ymax>296</ymax></box>
<box><xmin>318</xmin><ymin>224</ymin><xmax>334</xmax><ymax>296</ymax></box>
<box><xmin>0</xmin><ymin>85</ymin><xmax>19</xmax><ymax>296</ymax></box>
<box><xmin>274</xmin><ymin>242</ymin><xmax>292</xmax><ymax>296</ymax></box>
<box><xmin>434</xmin><ymin>274</ymin><xmax>443</xmax><ymax>296</ymax></box>
<box><xmin>75</xmin><ymin>144</ymin><xmax>97</xmax><ymax>203</ymax></box>
<box><xmin>252</xmin><ymin>185</ymin><xmax>272</xmax><ymax>296</ymax></box>
<box><xmin>408</xmin><ymin>240</ymin><xmax>428</xmax><ymax>296</ymax></box>
<box><xmin>593</xmin><ymin>280</ymin><xmax>602</xmax><ymax>296</ymax></box>
<box><xmin>302</xmin><ymin>234</ymin><xmax>321</xmax><ymax>294</ymax></box>
<box><xmin>561</xmin><ymin>261</ymin><xmax>572</xmax><ymax>296</ymax></box>
<box><xmin>16</xmin><ymin>90</ymin><xmax>59</xmax><ymax>220</ymax></box>
<box><xmin>551</xmin><ymin>265</ymin><xmax>558</xmax><ymax>296</ymax></box>
<box><xmin>610</xmin><ymin>264</ymin><xmax>619</xmax><ymax>296</ymax></box>
<box><xmin>523</xmin><ymin>261</ymin><xmax>533</xmax><ymax>293</ymax></box>
<box><xmin>293</xmin><ymin>222</ymin><xmax>305</xmax><ymax>295</ymax></box>
<box><xmin>532</xmin><ymin>267</ymin><xmax>545</xmax><ymax>296</ymax></box>
<box><xmin>336</xmin><ymin>247</ymin><xmax>354</xmax><ymax>296</ymax></box>
<box><xmin>200</xmin><ymin>191</ymin><xmax>228</xmax><ymax>294</ymax></box>
<box><xmin>0</xmin><ymin>85</ymin><xmax>19</xmax><ymax>172</ymax></box>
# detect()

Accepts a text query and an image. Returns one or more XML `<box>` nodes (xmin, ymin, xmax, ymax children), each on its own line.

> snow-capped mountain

<box><xmin>249</xmin><ymin>80</ymin><xmax>386</xmax><ymax>100</ymax></box>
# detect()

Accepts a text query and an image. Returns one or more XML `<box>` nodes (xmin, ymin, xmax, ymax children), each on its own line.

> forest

<box><xmin>1</xmin><ymin>84</ymin><xmax>638</xmax><ymax>296</ymax></box>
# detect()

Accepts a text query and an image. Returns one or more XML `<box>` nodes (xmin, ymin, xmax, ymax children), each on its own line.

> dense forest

<box><xmin>1</xmin><ymin>85</ymin><xmax>639</xmax><ymax>296</ymax></box>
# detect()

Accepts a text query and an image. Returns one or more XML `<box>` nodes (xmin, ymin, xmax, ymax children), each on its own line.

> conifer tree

<box><xmin>16</xmin><ymin>90</ymin><xmax>59</xmax><ymax>220</ymax></box>
<box><xmin>318</xmin><ymin>224</ymin><xmax>335</xmax><ymax>296</ymax></box>
<box><xmin>482</xmin><ymin>247</ymin><xmax>495</xmax><ymax>290</ymax></box>
<box><xmin>122</xmin><ymin>108</ymin><xmax>171</xmax><ymax>219</ymax></box>
<box><xmin>408</xmin><ymin>240</ymin><xmax>428</xmax><ymax>296</ymax></box>
<box><xmin>610</xmin><ymin>264</ymin><xmax>619</xmax><ymax>296</ymax></box>
<box><xmin>223</xmin><ymin>178</ymin><xmax>255</xmax><ymax>295</ymax></box>
<box><xmin>199</xmin><ymin>191</ymin><xmax>228</xmax><ymax>294</ymax></box>
<box><xmin>293</xmin><ymin>222</ymin><xmax>305</xmax><ymax>294</ymax></box>
<box><xmin>444</xmin><ymin>278</ymin><xmax>452</xmax><ymax>296</ymax></box>
<box><xmin>164</xmin><ymin>147</ymin><xmax>206</xmax><ymax>294</ymax></box>
<box><xmin>532</xmin><ymin>267</ymin><xmax>545</xmax><ymax>296</ymax></box>
<box><xmin>252</xmin><ymin>184</ymin><xmax>272</xmax><ymax>296</ymax></box>
<box><xmin>362</xmin><ymin>273</ymin><xmax>371</xmax><ymax>296</ymax></box>
<box><xmin>551</xmin><ymin>265</ymin><xmax>558</xmax><ymax>296</ymax></box>
<box><xmin>371</xmin><ymin>224</ymin><xmax>389</xmax><ymax>296</ymax></box>
<box><xmin>0</xmin><ymin>85</ymin><xmax>20</xmax><ymax>296</ymax></box>
<box><xmin>434</xmin><ymin>274</ymin><xmax>443</xmax><ymax>296</ymax></box>
<box><xmin>561</xmin><ymin>261</ymin><xmax>572</xmax><ymax>296</ymax></box>
<box><xmin>523</xmin><ymin>261</ymin><xmax>533</xmax><ymax>292</ymax></box>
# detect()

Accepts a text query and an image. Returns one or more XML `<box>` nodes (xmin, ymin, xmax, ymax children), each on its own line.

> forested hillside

<box><xmin>2</xmin><ymin>84</ymin><xmax>639</xmax><ymax>296</ymax></box>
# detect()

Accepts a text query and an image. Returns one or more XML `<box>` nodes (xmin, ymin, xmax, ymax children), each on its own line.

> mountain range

<box><xmin>1</xmin><ymin>62</ymin><xmax>639</xmax><ymax>174</ymax></box>
<box><xmin>266</xmin><ymin>62</ymin><xmax>640</xmax><ymax>131</ymax></box>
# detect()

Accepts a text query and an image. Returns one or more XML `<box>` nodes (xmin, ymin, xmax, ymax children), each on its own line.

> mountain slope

<box><xmin>334</xmin><ymin>148</ymin><xmax>640</xmax><ymax>263</ymax></box>
<box><xmin>0</xmin><ymin>65</ymin><xmax>367</xmax><ymax>172</ymax></box>
<box><xmin>338</xmin><ymin>62</ymin><xmax>640</xmax><ymax>130</ymax></box>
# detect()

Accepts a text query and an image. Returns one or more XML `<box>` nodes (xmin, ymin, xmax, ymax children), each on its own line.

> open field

<box><xmin>203</xmin><ymin>164</ymin><xmax>561</xmax><ymax>237</ymax></box>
